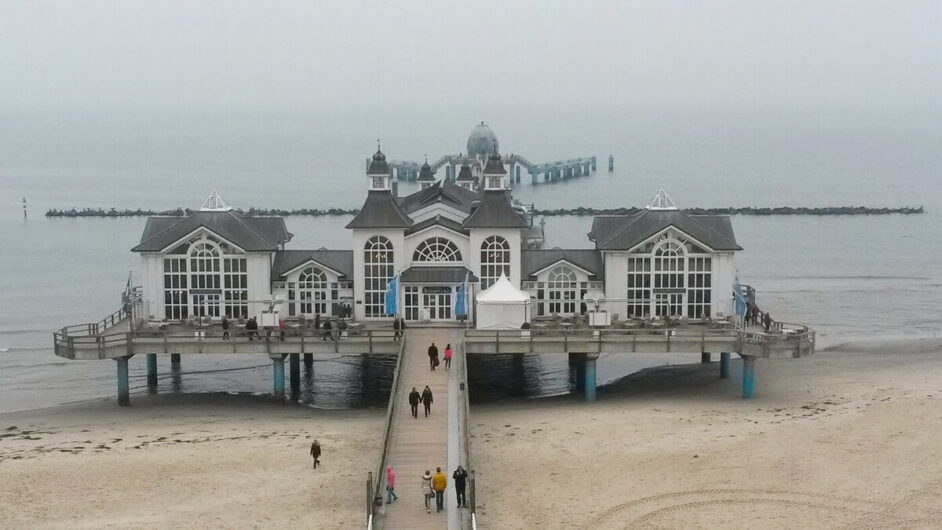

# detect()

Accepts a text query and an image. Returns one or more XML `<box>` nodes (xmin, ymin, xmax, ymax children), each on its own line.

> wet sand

<box><xmin>0</xmin><ymin>394</ymin><xmax>383</xmax><ymax>529</ymax></box>
<box><xmin>471</xmin><ymin>338</ymin><xmax>942</xmax><ymax>529</ymax></box>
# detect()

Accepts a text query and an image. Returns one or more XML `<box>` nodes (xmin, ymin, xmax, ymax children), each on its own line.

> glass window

<box><xmin>413</xmin><ymin>237</ymin><xmax>462</xmax><ymax>263</ymax></box>
<box><xmin>480</xmin><ymin>235</ymin><xmax>510</xmax><ymax>290</ymax></box>
<box><xmin>364</xmin><ymin>236</ymin><xmax>394</xmax><ymax>318</ymax></box>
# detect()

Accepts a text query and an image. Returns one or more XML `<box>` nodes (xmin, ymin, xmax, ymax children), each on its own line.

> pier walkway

<box><xmin>377</xmin><ymin>328</ymin><xmax>465</xmax><ymax>530</ymax></box>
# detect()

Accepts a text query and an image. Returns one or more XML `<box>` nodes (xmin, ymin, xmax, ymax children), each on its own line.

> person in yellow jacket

<box><xmin>432</xmin><ymin>466</ymin><xmax>447</xmax><ymax>513</ymax></box>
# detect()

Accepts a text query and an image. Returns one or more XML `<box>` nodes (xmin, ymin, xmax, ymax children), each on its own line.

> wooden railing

<box><xmin>368</xmin><ymin>333</ymin><xmax>407</xmax><ymax>528</ymax></box>
<box><xmin>465</xmin><ymin>322</ymin><xmax>814</xmax><ymax>355</ymax></box>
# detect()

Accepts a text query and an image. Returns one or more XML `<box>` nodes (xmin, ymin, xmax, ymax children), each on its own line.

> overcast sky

<box><xmin>1</xmin><ymin>0</ymin><xmax>939</xmax><ymax>112</ymax></box>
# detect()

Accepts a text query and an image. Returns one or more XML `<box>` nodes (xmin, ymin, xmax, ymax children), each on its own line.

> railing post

<box><xmin>495</xmin><ymin>330</ymin><xmax>500</xmax><ymax>354</ymax></box>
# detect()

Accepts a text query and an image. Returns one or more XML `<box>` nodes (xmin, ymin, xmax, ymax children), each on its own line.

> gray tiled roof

<box><xmin>271</xmin><ymin>250</ymin><xmax>353</xmax><ymax>280</ymax></box>
<box><xmin>521</xmin><ymin>249</ymin><xmax>604</xmax><ymax>279</ymax></box>
<box><xmin>346</xmin><ymin>191</ymin><xmax>413</xmax><ymax>229</ymax></box>
<box><xmin>483</xmin><ymin>153</ymin><xmax>506</xmax><ymax>175</ymax></box>
<box><xmin>589</xmin><ymin>210</ymin><xmax>741</xmax><ymax>251</ymax></box>
<box><xmin>367</xmin><ymin>149</ymin><xmax>390</xmax><ymax>176</ymax></box>
<box><xmin>132</xmin><ymin>210</ymin><xmax>290</xmax><ymax>252</ymax></box>
<box><xmin>462</xmin><ymin>191</ymin><xmax>528</xmax><ymax>229</ymax></box>
<box><xmin>417</xmin><ymin>162</ymin><xmax>435</xmax><ymax>181</ymax></box>
<box><xmin>456</xmin><ymin>163</ymin><xmax>474</xmax><ymax>181</ymax></box>
<box><xmin>400</xmin><ymin>266</ymin><xmax>478</xmax><ymax>283</ymax></box>
<box><xmin>405</xmin><ymin>215</ymin><xmax>469</xmax><ymax>236</ymax></box>
<box><xmin>397</xmin><ymin>180</ymin><xmax>481</xmax><ymax>215</ymax></box>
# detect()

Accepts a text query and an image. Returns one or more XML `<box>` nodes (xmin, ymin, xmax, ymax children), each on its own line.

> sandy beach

<box><xmin>0</xmin><ymin>395</ymin><xmax>383</xmax><ymax>529</ymax></box>
<box><xmin>472</xmin><ymin>338</ymin><xmax>942</xmax><ymax>529</ymax></box>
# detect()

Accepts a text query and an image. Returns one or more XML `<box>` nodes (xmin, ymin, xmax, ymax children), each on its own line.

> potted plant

<box><xmin>520</xmin><ymin>321</ymin><xmax>531</xmax><ymax>338</ymax></box>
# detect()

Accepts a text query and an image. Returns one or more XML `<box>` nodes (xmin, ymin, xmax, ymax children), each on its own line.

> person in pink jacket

<box><xmin>385</xmin><ymin>465</ymin><xmax>399</xmax><ymax>504</ymax></box>
<box><xmin>443</xmin><ymin>344</ymin><xmax>453</xmax><ymax>369</ymax></box>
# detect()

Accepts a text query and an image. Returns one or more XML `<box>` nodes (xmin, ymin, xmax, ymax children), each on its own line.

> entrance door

<box><xmin>655</xmin><ymin>292</ymin><xmax>684</xmax><ymax>318</ymax></box>
<box><xmin>423</xmin><ymin>291</ymin><xmax>452</xmax><ymax>320</ymax></box>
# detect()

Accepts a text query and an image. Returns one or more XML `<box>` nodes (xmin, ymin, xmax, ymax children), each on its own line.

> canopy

<box><xmin>475</xmin><ymin>274</ymin><xmax>530</xmax><ymax>330</ymax></box>
<box><xmin>476</xmin><ymin>274</ymin><xmax>529</xmax><ymax>303</ymax></box>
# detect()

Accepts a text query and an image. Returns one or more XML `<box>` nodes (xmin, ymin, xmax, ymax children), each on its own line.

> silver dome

<box><xmin>467</xmin><ymin>122</ymin><xmax>499</xmax><ymax>158</ymax></box>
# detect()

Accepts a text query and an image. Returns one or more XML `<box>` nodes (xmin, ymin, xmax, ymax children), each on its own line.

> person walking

<box><xmin>763</xmin><ymin>312</ymin><xmax>773</xmax><ymax>332</ymax></box>
<box><xmin>321</xmin><ymin>319</ymin><xmax>333</xmax><ymax>340</ymax></box>
<box><xmin>222</xmin><ymin>314</ymin><xmax>230</xmax><ymax>340</ymax></box>
<box><xmin>421</xmin><ymin>385</ymin><xmax>433</xmax><ymax>417</ymax></box>
<box><xmin>310</xmin><ymin>439</ymin><xmax>321</xmax><ymax>469</ymax></box>
<box><xmin>432</xmin><ymin>467</ymin><xmax>447</xmax><ymax>513</ymax></box>
<box><xmin>408</xmin><ymin>386</ymin><xmax>420</xmax><ymax>419</ymax></box>
<box><xmin>453</xmin><ymin>465</ymin><xmax>468</xmax><ymax>508</ymax></box>
<box><xmin>393</xmin><ymin>317</ymin><xmax>402</xmax><ymax>341</ymax></box>
<box><xmin>385</xmin><ymin>465</ymin><xmax>399</xmax><ymax>504</ymax></box>
<box><xmin>421</xmin><ymin>470</ymin><xmax>433</xmax><ymax>513</ymax></box>
<box><xmin>313</xmin><ymin>312</ymin><xmax>321</xmax><ymax>331</ymax></box>
<box><xmin>428</xmin><ymin>342</ymin><xmax>439</xmax><ymax>371</ymax></box>
<box><xmin>443</xmin><ymin>344</ymin><xmax>453</xmax><ymax>370</ymax></box>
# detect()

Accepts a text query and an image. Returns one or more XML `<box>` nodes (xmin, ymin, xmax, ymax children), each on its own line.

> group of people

<box><xmin>426</xmin><ymin>342</ymin><xmax>453</xmax><ymax>370</ymax></box>
<box><xmin>385</xmin><ymin>465</ymin><xmax>469</xmax><ymax>513</ymax></box>
<box><xmin>746</xmin><ymin>303</ymin><xmax>774</xmax><ymax>332</ymax></box>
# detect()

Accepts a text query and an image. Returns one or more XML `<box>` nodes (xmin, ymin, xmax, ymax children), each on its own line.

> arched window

<box><xmin>364</xmin><ymin>236</ymin><xmax>394</xmax><ymax>318</ymax></box>
<box><xmin>189</xmin><ymin>242</ymin><xmax>221</xmax><ymax>318</ymax></box>
<box><xmin>480</xmin><ymin>235</ymin><xmax>510</xmax><ymax>290</ymax></box>
<box><xmin>413</xmin><ymin>237</ymin><xmax>462</xmax><ymax>263</ymax></box>
<box><xmin>297</xmin><ymin>266</ymin><xmax>328</xmax><ymax>315</ymax></box>
<box><xmin>546</xmin><ymin>265</ymin><xmax>578</xmax><ymax>315</ymax></box>
<box><xmin>653</xmin><ymin>241</ymin><xmax>685</xmax><ymax>317</ymax></box>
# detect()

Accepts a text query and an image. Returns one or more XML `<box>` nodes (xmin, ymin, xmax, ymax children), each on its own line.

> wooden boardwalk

<box><xmin>380</xmin><ymin>328</ymin><xmax>462</xmax><ymax>530</ymax></box>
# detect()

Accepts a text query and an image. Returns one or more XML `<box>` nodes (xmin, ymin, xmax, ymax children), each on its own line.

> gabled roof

<box><xmin>346</xmin><ymin>190</ymin><xmax>413</xmax><ymax>229</ymax></box>
<box><xmin>132</xmin><ymin>210</ymin><xmax>291</xmax><ymax>252</ymax></box>
<box><xmin>400</xmin><ymin>266</ymin><xmax>478</xmax><ymax>284</ymax></box>
<box><xmin>397</xmin><ymin>180</ymin><xmax>481</xmax><ymax>215</ymax></box>
<box><xmin>521</xmin><ymin>249</ymin><xmax>604</xmax><ymax>279</ymax></box>
<box><xmin>462</xmin><ymin>191</ymin><xmax>528</xmax><ymax>229</ymax></box>
<box><xmin>271</xmin><ymin>250</ymin><xmax>353</xmax><ymax>280</ymax></box>
<box><xmin>405</xmin><ymin>215</ymin><xmax>469</xmax><ymax>236</ymax></box>
<box><xmin>588</xmin><ymin>209</ymin><xmax>741</xmax><ymax>251</ymax></box>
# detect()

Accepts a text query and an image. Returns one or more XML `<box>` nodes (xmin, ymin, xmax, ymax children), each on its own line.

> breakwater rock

<box><xmin>46</xmin><ymin>205</ymin><xmax>924</xmax><ymax>218</ymax></box>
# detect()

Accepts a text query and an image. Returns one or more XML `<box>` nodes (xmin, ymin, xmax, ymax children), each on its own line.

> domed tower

<box><xmin>455</xmin><ymin>162</ymin><xmax>475</xmax><ymax>191</ymax></box>
<box><xmin>467</xmin><ymin>122</ymin><xmax>499</xmax><ymax>160</ymax></box>
<box><xmin>367</xmin><ymin>145</ymin><xmax>391</xmax><ymax>191</ymax></box>
<box><xmin>417</xmin><ymin>158</ymin><xmax>435</xmax><ymax>190</ymax></box>
<box><xmin>482</xmin><ymin>151</ymin><xmax>507</xmax><ymax>191</ymax></box>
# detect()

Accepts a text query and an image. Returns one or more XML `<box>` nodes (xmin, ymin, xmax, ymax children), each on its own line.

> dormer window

<box><xmin>420</xmin><ymin>182</ymin><xmax>433</xmax><ymax>191</ymax></box>
<box><xmin>486</xmin><ymin>176</ymin><xmax>503</xmax><ymax>190</ymax></box>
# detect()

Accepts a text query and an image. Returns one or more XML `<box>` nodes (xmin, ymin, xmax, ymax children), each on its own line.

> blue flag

<box><xmin>733</xmin><ymin>276</ymin><xmax>747</xmax><ymax>316</ymax></box>
<box><xmin>384</xmin><ymin>275</ymin><xmax>398</xmax><ymax>316</ymax></box>
<box><xmin>454</xmin><ymin>273</ymin><xmax>468</xmax><ymax>317</ymax></box>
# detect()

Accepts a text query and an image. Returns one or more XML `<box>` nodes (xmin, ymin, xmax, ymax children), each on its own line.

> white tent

<box><xmin>475</xmin><ymin>273</ymin><xmax>530</xmax><ymax>330</ymax></box>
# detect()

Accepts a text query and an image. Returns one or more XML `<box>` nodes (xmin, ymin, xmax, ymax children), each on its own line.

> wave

<box><xmin>0</xmin><ymin>328</ymin><xmax>56</xmax><ymax>336</ymax></box>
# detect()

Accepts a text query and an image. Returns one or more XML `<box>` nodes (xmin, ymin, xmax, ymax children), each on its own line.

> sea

<box><xmin>1</xmin><ymin>108</ymin><xmax>939</xmax><ymax>412</ymax></box>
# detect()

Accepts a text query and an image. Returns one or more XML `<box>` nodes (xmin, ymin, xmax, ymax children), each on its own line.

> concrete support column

<box><xmin>701</xmin><ymin>352</ymin><xmax>711</xmax><ymax>363</ymax></box>
<box><xmin>146</xmin><ymin>353</ymin><xmax>158</xmax><ymax>386</ymax></box>
<box><xmin>289</xmin><ymin>353</ymin><xmax>301</xmax><ymax>395</ymax></box>
<box><xmin>584</xmin><ymin>354</ymin><xmax>599</xmax><ymax>402</ymax></box>
<box><xmin>170</xmin><ymin>353</ymin><xmax>181</xmax><ymax>368</ymax></box>
<box><xmin>742</xmin><ymin>356</ymin><xmax>756</xmax><ymax>399</ymax></box>
<box><xmin>575</xmin><ymin>354</ymin><xmax>586</xmax><ymax>392</ymax></box>
<box><xmin>720</xmin><ymin>352</ymin><xmax>731</xmax><ymax>379</ymax></box>
<box><xmin>304</xmin><ymin>353</ymin><xmax>313</xmax><ymax>368</ymax></box>
<box><xmin>272</xmin><ymin>355</ymin><xmax>286</xmax><ymax>401</ymax></box>
<box><xmin>116</xmin><ymin>357</ymin><xmax>130</xmax><ymax>406</ymax></box>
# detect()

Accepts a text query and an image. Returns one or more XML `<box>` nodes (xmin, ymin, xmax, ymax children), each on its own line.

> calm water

<box><xmin>0</xmin><ymin>109</ymin><xmax>939</xmax><ymax>412</ymax></box>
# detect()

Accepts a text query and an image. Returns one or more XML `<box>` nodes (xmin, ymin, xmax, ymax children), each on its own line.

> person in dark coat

<box><xmin>428</xmin><ymin>342</ymin><xmax>439</xmax><ymax>371</ymax></box>
<box><xmin>393</xmin><ymin>317</ymin><xmax>402</xmax><ymax>341</ymax></box>
<box><xmin>321</xmin><ymin>319</ymin><xmax>333</xmax><ymax>340</ymax></box>
<box><xmin>310</xmin><ymin>439</ymin><xmax>321</xmax><ymax>469</ymax></box>
<box><xmin>313</xmin><ymin>313</ymin><xmax>321</xmax><ymax>331</ymax></box>
<box><xmin>452</xmin><ymin>465</ymin><xmax>468</xmax><ymax>508</ymax></box>
<box><xmin>408</xmin><ymin>386</ymin><xmax>420</xmax><ymax>418</ymax></box>
<box><xmin>763</xmin><ymin>312</ymin><xmax>773</xmax><ymax>332</ymax></box>
<box><xmin>222</xmin><ymin>314</ymin><xmax>230</xmax><ymax>340</ymax></box>
<box><xmin>421</xmin><ymin>385</ymin><xmax>433</xmax><ymax>417</ymax></box>
<box><xmin>246</xmin><ymin>316</ymin><xmax>259</xmax><ymax>341</ymax></box>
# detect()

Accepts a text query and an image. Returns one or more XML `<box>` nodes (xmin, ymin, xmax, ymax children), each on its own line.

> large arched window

<box><xmin>297</xmin><ymin>266</ymin><xmax>328</xmax><ymax>315</ymax></box>
<box><xmin>413</xmin><ymin>237</ymin><xmax>462</xmax><ymax>263</ymax></box>
<box><xmin>364</xmin><ymin>236</ymin><xmax>394</xmax><ymax>318</ymax></box>
<box><xmin>546</xmin><ymin>265</ymin><xmax>578</xmax><ymax>315</ymax></box>
<box><xmin>480</xmin><ymin>235</ymin><xmax>510</xmax><ymax>290</ymax></box>
<box><xmin>189</xmin><ymin>242</ymin><xmax>221</xmax><ymax>318</ymax></box>
<box><xmin>626</xmin><ymin>234</ymin><xmax>711</xmax><ymax>319</ymax></box>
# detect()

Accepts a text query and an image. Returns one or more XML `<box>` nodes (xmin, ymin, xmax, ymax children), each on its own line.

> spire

<box><xmin>200</xmin><ymin>191</ymin><xmax>232</xmax><ymax>212</ymax></box>
<box><xmin>646</xmin><ymin>189</ymin><xmax>677</xmax><ymax>210</ymax></box>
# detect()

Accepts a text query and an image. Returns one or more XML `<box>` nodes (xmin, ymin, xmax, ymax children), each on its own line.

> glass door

<box><xmin>654</xmin><ymin>292</ymin><xmax>684</xmax><ymax>318</ymax></box>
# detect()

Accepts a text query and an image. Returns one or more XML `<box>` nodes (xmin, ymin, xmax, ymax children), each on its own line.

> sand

<box><xmin>471</xmin><ymin>338</ymin><xmax>942</xmax><ymax>529</ymax></box>
<box><xmin>0</xmin><ymin>394</ymin><xmax>383</xmax><ymax>529</ymax></box>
